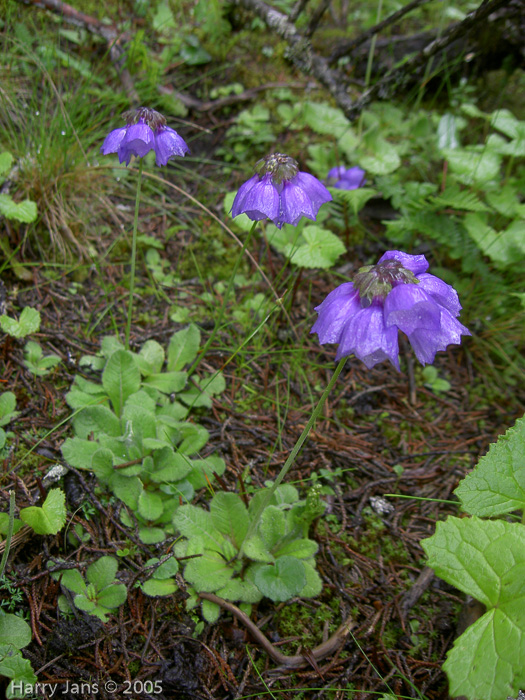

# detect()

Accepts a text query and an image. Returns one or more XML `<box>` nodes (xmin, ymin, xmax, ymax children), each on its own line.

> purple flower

<box><xmin>327</xmin><ymin>165</ymin><xmax>366</xmax><ymax>190</ymax></box>
<box><xmin>101</xmin><ymin>107</ymin><xmax>189</xmax><ymax>166</ymax></box>
<box><xmin>231</xmin><ymin>154</ymin><xmax>332</xmax><ymax>229</ymax></box>
<box><xmin>311</xmin><ymin>250</ymin><xmax>471</xmax><ymax>370</ymax></box>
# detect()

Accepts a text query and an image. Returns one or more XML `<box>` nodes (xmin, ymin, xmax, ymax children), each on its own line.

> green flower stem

<box><xmin>188</xmin><ymin>221</ymin><xmax>258</xmax><ymax>376</ymax></box>
<box><xmin>0</xmin><ymin>491</ymin><xmax>15</xmax><ymax>578</ymax></box>
<box><xmin>125</xmin><ymin>159</ymin><xmax>144</xmax><ymax>349</ymax></box>
<box><xmin>239</xmin><ymin>356</ymin><xmax>347</xmax><ymax>556</ymax></box>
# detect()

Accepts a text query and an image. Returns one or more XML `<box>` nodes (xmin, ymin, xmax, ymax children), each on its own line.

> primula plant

<box><xmin>61</xmin><ymin>325</ymin><xmax>226</xmax><ymax>544</ymax></box>
<box><xmin>173</xmin><ymin>484</ymin><xmax>325</xmax><ymax>622</ymax></box>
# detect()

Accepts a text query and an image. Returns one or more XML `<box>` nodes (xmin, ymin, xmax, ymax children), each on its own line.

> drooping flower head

<box><xmin>100</xmin><ymin>107</ymin><xmax>189</xmax><ymax>166</ymax></box>
<box><xmin>231</xmin><ymin>153</ymin><xmax>332</xmax><ymax>229</ymax></box>
<box><xmin>311</xmin><ymin>250</ymin><xmax>471</xmax><ymax>370</ymax></box>
<box><xmin>327</xmin><ymin>165</ymin><xmax>366</xmax><ymax>190</ymax></box>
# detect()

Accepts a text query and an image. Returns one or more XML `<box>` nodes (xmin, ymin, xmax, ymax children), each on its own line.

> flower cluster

<box><xmin>231</xmin><ymin>153</ymin><xmax>332</xmax><ymax>229</ymax></box>
<box><xmin>311</xmin><ymin>250</ymin><xmax>470</xmax><ymax>370</ymax></box>
<box><xmin>327</xmin><ymin>166</ymin><xmax>366</xmax><ymax>190</ymax></box>
<box><xmin>100</xmin><ymin>107</ymin><xmax>189</xmax><ymax>166</ymax></box>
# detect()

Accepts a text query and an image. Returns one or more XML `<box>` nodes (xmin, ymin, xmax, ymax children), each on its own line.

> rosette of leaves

<box><xmin>52</xmin><ymin>557</ymin><xmax>127</xmax><ymax>623</ymax></box>
<box><xmin>61</xmin><ymin>325</ymin><xmax>226</xmax><ymax>543</ymax></box>
<box><xmin>173</xmin><ymin>484</ymin><xmax>325</xmax><ymax>623</ymax></box>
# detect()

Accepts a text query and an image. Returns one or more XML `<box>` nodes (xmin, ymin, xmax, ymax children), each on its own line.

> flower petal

<box><xmin>337</xmin><ymin>304</ymin><xmax>400</xmax><ymax>370</ymax></box>
<box><xmin>378</xmin><ymin>251</ymin><xmax>429</xmax><ymax>276</ymax></box>
<box><xmin>231</xmin><ymin>175</ymin><xmax>260</xmax><ymax>217</ymax></box>
<box><xmin>416</xmin><ymin>273</ymin><xmax>462</xmax><ymax>317</ymax></box>
<box><xmin>100</xmin><ymin>127</ymin><xmax>127</xmax><ymax>155</ymax></box>
<box><xmin>291</xmin><ymin>172</ymin><xmax>332</xmax><ymax>211</ymax></box>
<box><xmin>235</xmin><ymin>175</ymin><xmax>280</xmax><ymax>222</ymax></box>
<box><xmin>118</xmin><ymin>121</ymin><xmax>154</xmax><ymax>164</ymax></box>
<box><xmin>408</xmin><ymin>309</ymin><xmax>471</xmax><ymax>365</ymax></box>
<box><xmin>154</xmin><ymin>126</ymin><xmax>189</xmax><ymax>166</ymax></box>
<box><xmin>311</xmin><ymin>283</ymin><xmax>361</xmax><ymax>344</ymax></box>
<box><xmin>280</xmin><ymin>180</ymin><xmax>317</xmax><ymax>226</ymax></box>
<box><xmin>384</xmin><ymin>285</ymin><xmax>442</xmax><ymax>334</ymax></box>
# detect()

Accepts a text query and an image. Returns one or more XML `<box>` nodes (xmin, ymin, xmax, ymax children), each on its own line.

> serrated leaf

<box><xmin>167</xmin><ymin>324</ymin><xmax>201</xmax><ymax>371</ymax></box>
<box><xmin>210</xmin><ymin>492</ymin><xmax>248</xmax><ymax>546</ymax></box>
<box><xmin>1</xmin><ymin>653</ymin><xmax>37</xmax><ymax>699</ymax></box>
<box><xmin>86</xmin><ymin>556</ymin><xmax>118</xmax><ymax>589</ymax></box>
<box><xmin>360</xmin><ymin>138</ymin><xmax>401</xmax><ymax>175</ymax></box>
<box><xmin>173</xmin><ymin>504</ymin><xmax>226</xmax><ymax>551</ymax></box>
<box><xmin>455</xmin><ymin>417</ymin><xmax>525</xmax><ymax>516</ymax></box>
<box><xmin>183</xmin><ymin>550</ymin><xmax>234</xmax><ymax>592</ymax></box>
<box><xmin>243</xmin><ymin>535</ymin><xmax>274</xmax><ymax>563</ymax></box>
<box><xmin>288</xmin><ymin>226</ymin><xmax>345</xmax><ymax>269</ymax></box>
<box><xmin>423</xmin><ymin>517</ymin><xmax>525</xmax><ymax>700</ymax></box>
<box><xmin>0</xmin><ymin>195</ymin><xmax>37</xmax><ymax>223</ymax></box>
<box><xmin>253</xmin><ymin>556</ymin><xmax>306</xmax><ymax>602</ymax></box>
<box><xmin>302</xmin><ymin>101</ymin><xmax>350</xmax><ymax>139</ymax></box>
<box><xmin>19</xmin><ymin>488</ymin><xmax>66</xmax><ymax>534</ymax></box>
<box><xmin>141</xmin><ymin>578</ymin><xmax>177</xmax><ymax>597</ymax></box>
<box><xmin>216</xmin><ymin>578</ymin><xmax>262</xmax><ymax>604</ymax></box>
<box><xmin>102</xmin><ymin>350</ymin><xmax>141</xmax><ymax>416</ymax></box>
<box><xmin>0</xmin><ymin>613</ymin><xmax>32</xmax><ymax>649</ymax></box>
<box><xmin>331</xmin><ymin>187</ymin><xmax>376</xmax><ymax>216</ymax></box>
<box><xmin>110</xmin><ymin>474</ymin><xmax>143</xmax><ymax>509</ymax></box>
<box><xmin>464</xmin><ymin>213</ymin><xmax>525</xmax><ymax>269</ymax></box>
<box><xmin>186</xmin><ymin>455</ymin><xmax>225</xmax><ymax>490</ymax></box>
<box><xmin>300</xmin><ymin>560</ymin><xmax>323</xmax><ymax>598</ymax></box>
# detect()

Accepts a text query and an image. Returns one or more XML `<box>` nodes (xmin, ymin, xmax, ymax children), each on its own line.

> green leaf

<box><xmin>289</xmin><ymin>226</ymin><xmax>346</xmax><ymax>269</ymax></box>
<box><xmin>148</xmin><ymin>447</ymin><xmax>191</xmax><ymax>483</ymax></box>
<box><xmin>0</xmin><ymin>307</ymin><xmax>40</xmax><ymax>338</ymax></box>
<box><xmin>437</xmin><ymin>113</ymin><xmax>460</xmax><ymax>149</ymax></box>
<box><xmin>300</xmin><ymin>560</ymin><xmax>323</xmax><ymax>598</ymax></box>
<box><xmin>97</xmin><ymin>583</ymin><xmax>127</xmax><ymax>609</ymax></box>
<box><xmin>138</xmin><ymin>490</ymin><xmax>164</xmax><ymax>521</ymax></box>
<box><xmin>110</xmin><ymin>474</ymin><xmax>143</xmax><ymax>510</ymax></box>
<box><xmin>490</xmin><ymin>109</ymin><xmax>525</xmax><ymax>140</ymax></box>
<box><xmin>274</xmin><ymin>538</ymin><xmax>319</xmax><ymax>559</ymax></box>
<box><xmin>464</xmin><ymin>213</ymin><xmax>525</xmax><ymax>269</ymax></box>
<box><xmin>167</xmin><ymin>324</ymin><xmax>201</xmax><ymax>371</ymax></box>
<box><xmin>176</xmin><ymin>423</ymin><xmax>209</xmax><ymax>455</ymax></box>
<box><xmin>173</xmin><ymin>504</ymin><xmax>226</xmax><ymax>551</ymax></box>
<box><xmin>0</xmin><ymin>194</ymin><xmax>37</xmax><ymax>223</ymax></box>
<box><xmin>455</xmin><ymin>417</ymin><xmax>525</xmax><ymax>516</ymax></box>
<box><xmin>141</xmin><ymin>578</ymin><xmax>177</xmax><ymax>597</ymax></box>
<box><xmin>102</xmin><ymin>350</ymin><xmax>141</xmax><ymax>416</ymax></box>
<box><xmin>359</xmin><ymin>138</ymin><xmax>400</xmax><ymax>175</ymax></box>
<box><xmin>138</xmin><ymin>526</ymin><xmax>166</xmax><ymax>544</ymax></box>
<box><xmin>72</xmin><ymin>405</ymin><xmax>121</xmax><ymax>439</ymax></box>
<box><xmin>183</xmin><ymin>550</ymin><xmax>234</xmax><ymax>592</ymax></box>
<box><xmin>259</xmin><ymin>506</ymin><xmax>285</xmax><ymax>550</ymax></box>
<box><xmin>331</xmin><ymin>187</ymin><xmax>376</xmax><ymax>217</ymax></box>
<box><xmin>0</xmin><ymin>392</ymin><xmax>19</xmax><ymax>427</ymax></box>
<box><xmin>0</xmin><ymin>514</ymin><xmax>23</xmax><ymax>536</ymax></box>
<box><xmin>86</xmin><ymin>556</ymin><xmax>118</xmax><ymax>590</ymax></box>
<box><xmin>186</xmin><ymin>455</ymin><xmax>226</xmax><ymax>490</ymax></box>
<box><xmin>302</xmin><ymin>101</ymin><xmax>350</xmax><ymax>139</ymax></box>
<box><xmin>1</xmin><ymin>653</ymin><xmax>37</xmax><ymax>699</ymax></box>
<box><xmin>0</xmin><ymin>613</ymin><xmax>32</xmax><ymax>649</ymax></box>
<box><xmin>253</xmin><ymin>556</ymin><xmax>306</xmax><ymax>602</ymax></box>
<box><xmin>422</xmin><ymin>517</ymin><xmax>525</xmax><ymax>700</ymax></box>
<box><xmin>0</xmin><ymin>151</ymin><xmax>14</xmax><ymax>178</ymax></box>
<box><xmin>210</xmin><ymin>492</ymin><xmax>248</xmax><ymax>546</ymax></box>
<box><xmin>143</xmin><ymin>371</ymin><xmax>187</xmax><ymax>394</ymax></box>
<box><xmin>201</xmin><ymin>597</ymin><xmax>221</xmax><ymax>623</ymax></box>
<box><xmin>19</xmin><ymin>488</ymin><xmax>66</xmax><ymax>535</ymax></box>
<box><xmin>137</xmin><ymin>340</ymin><xmax>165</xmax><ymax>375</ymax></box>
<box><xmin>442</xmin><ymin>147</ymin><xmax>501</xmax><ymax>185</ymax></box>
<box><xmin>61</xmin><ymin>437</ymin><xmax>102</xmax><ymax>469</ymax></box>
<box><xmin>58</xmin><ymin>568</ymin><xmax>87</xmax><ymax>595</ymax></box>
<box><xmin>243</xmin><ymin>535</ymin><xmax>274</xmax><ymax>563</ymax></box>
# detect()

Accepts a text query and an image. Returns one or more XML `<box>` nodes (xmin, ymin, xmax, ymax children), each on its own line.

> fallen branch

<box><xmin>199</xmin><ymin>591</ymin><xmax>354</xmax><ymax>670</ymax></box>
